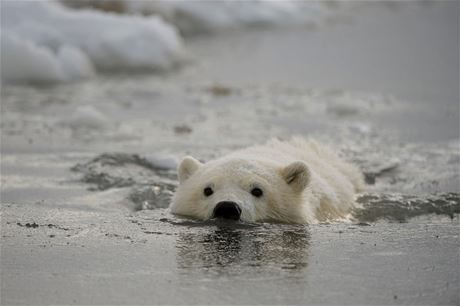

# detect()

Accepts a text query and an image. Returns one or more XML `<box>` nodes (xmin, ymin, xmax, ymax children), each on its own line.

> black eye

<box><xmin>203</xmin><ymin>187</ymin><xmax>214</xmax><ymax>197</ymax></box>
<box><xmin>251</xmin><ymin>187</ymin><xmax>263</xmax><ymax>198</ymax></box>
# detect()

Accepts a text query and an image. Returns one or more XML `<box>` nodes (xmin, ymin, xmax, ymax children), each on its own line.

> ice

<box><xmin>1</xmin><ymin>33</ymin><xmax>94</xmax><ymax>83</ymax></box>
<box><xmin>1</xmin><ymin>1</ymin><xmax>183</xmax><ymax>83</ymax></box>
<box><xmin>58</xmin><ymin>45</ymin><xmax>96</xmax><ymax>80</ymax></box>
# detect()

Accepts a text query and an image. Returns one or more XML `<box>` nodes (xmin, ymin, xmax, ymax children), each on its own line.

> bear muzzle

<box><xmin>212</xmin><ymin>201</ymin><xmax>242</xmax><ymax>220</ymax></box>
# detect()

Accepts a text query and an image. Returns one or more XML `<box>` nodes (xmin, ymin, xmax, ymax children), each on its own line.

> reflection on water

<box><xmin>175</xmin><ymin>222</ymin><xmax>311</xmax><ymax>276</ymax></box>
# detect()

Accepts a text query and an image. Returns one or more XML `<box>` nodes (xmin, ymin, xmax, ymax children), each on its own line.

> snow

<box><xmin>1</xmin><ymin>33</ymin><xmax>94</xmax><ymax>83</ymax></box>
<box><xmin>58</xmin><ymin>45</ymin><xmax>96</xmax><ymax>81</ymax></box>
<box><xmin>123</xmin><ymin>1</ymin><xmax>339</xmax><ymax>35</ymax></box>
<box><xmin>1</xmin><ymin>1</ymin><xmax>183</xmax><ymax>84</ymax></box>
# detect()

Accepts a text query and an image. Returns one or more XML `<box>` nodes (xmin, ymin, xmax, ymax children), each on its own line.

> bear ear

<box><xmin>178</xmin><ymin>156</ymin><xmax>202</xmax><ymax>183</ymax></box>
<box><xmin>280</xmin><ymin>161</ymin><xmax>310</xmax><ymax>192</ymax></box>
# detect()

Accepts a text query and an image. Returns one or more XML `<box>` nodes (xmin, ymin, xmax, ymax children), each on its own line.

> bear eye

<box><xmin>203</xmin><ymin>187</ymin><xmax>214</xmax><ymax>197</ymax></box>
<box><xmin>251</xmin><ymin>187</ymin><xmax>263</xmax><ymax>198</ymax></box>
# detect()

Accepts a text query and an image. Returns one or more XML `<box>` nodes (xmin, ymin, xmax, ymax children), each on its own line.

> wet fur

<box><xmin>171</xmin><ymin>137</ymin><xmax>364</xmax><ymax>224</ymax></box>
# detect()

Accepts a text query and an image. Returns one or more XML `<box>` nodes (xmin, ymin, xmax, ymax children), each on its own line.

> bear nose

<box><xmin>213</xmin><ymin>201</ymin><xmax>242</xmax><ymax>220</ymax></box>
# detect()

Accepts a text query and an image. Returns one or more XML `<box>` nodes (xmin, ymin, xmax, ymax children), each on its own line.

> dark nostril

<box><xmin>213</xmin><ymin>201</ymin><xmax>242</xmax><ymax>220</ymax></box>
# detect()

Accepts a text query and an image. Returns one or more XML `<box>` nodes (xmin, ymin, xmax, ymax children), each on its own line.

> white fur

<box><xmin>171</xmin><ymin>137</ymin><xmax>364</xmax><ymax>224</ymax></box>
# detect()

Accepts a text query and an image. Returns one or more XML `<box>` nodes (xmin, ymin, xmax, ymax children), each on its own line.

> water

<box><xmin>1</xmin><ymin>2</ymin><xmax>459</xmax><ymax>305</ymax></box>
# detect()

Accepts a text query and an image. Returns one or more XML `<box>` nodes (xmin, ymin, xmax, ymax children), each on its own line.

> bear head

<box><xmin>170</xmin><ymin>156</ymin><xmax>311</xmax><ymax>223</ymax></box>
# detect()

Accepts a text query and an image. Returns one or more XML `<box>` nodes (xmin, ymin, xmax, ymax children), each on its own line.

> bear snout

<box><xmin>212</xmin><ymin>201</ymin><xmax>242</xmax><ymax>220</ymax></box>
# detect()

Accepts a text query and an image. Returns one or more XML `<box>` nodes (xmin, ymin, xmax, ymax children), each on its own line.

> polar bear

<box><xmin>170</xmin><ymin>137</ymin><xmax>364</xmax><ymax>224</ymax></box>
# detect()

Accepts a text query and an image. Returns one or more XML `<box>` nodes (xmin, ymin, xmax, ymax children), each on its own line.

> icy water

<box><xmin>1</xmin><ymin>2</ymin><xmax>459</xmax><ymax>305</ymax></box>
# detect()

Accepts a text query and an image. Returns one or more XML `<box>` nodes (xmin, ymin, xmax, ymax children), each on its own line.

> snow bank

<box><xmin>1</xmin><ymin>1</ymin><xmax>183</xmax><ymax>84</ymax></box>
<box><xmin>1</xmin><ymin>33</ymin><xmax>95</xmax><ymax>83</ymax></box>
<box><xmin>123</xmin><ymin>1</ymin><xmax>341</xmax><ymax>35</ymax></box>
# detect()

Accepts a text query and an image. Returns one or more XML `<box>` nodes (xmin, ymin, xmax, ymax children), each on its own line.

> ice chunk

<box><xmin>58</xmin><ymin>45</ymin><xmax>95</xmax><ymax>80</ymax></box>
<box><xmin>1</xmin><ymin>1</ymin><xmax>183</xmax><ymax>83</ymax></box>
<box><xmin>1</xmin><ymin>33</ymin><xmax>94</xmax><ymax>83</ymax></box>
<box><xmin>1</xmin><ymin>33</ymin><xmax>65</xmax><ymax>83</ymax></box>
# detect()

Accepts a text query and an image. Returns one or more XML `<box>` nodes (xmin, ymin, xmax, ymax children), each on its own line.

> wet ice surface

<box><xmin>1</xmin><ymin>2</ymin><xmax>459</xmax><ymax>305</ymax></box>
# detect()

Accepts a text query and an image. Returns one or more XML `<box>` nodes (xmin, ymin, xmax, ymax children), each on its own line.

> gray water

<box><xmin>1</xmin><ymin>2</ymin><xmax>459</xmax><ymax>305</ymax></box>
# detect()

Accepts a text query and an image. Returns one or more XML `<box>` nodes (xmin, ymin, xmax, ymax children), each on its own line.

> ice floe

<box><xmin>1</xmin><ymin>1</ymin><xmax>183</xmax><ymax>83</ymax></box>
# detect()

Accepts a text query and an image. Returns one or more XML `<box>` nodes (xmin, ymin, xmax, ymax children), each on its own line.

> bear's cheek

<box><xmin>261</xmin><ymin>188</ymin><xmax>293</xmax><ymax>218</ymax></box>
<box><xmin>252</xmin><ymin>201</ymin><xmax>269</xmax><ymax>221</ymax></box>
<box><xmin>172</xmin><ymin>186</ymin><xmax>213</xmax><ymax>217</ymax></box>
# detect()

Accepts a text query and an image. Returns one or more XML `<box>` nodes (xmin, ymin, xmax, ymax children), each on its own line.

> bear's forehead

<box><xmin>203</xmin><ymin>159</ymin><xmax>274</xmax><ymax>177</ymax></box>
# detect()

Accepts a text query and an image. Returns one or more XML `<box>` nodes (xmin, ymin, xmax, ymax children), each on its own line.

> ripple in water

<box><xmin>354</xmin><ymin>193</ymin><xmax>460</xmax><ymax>222</ymax></box>
<box><xmin>71</xmin><ymin>153</ymin><xmax>178</xmax><ymax>210</ymax></box>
